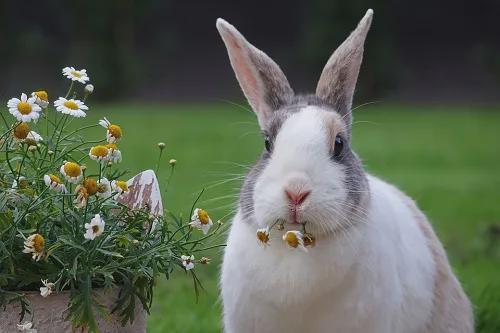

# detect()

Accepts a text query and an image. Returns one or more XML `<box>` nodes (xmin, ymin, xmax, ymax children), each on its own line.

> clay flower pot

<box><xmin>0</xmin><ymin>289</ymin><xmax>147</xmax><ymax>333</ymax></box>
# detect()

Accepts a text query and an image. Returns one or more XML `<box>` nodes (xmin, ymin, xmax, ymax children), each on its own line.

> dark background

<box><xmin>1</xmin><ymin>0</ymin><xmax>499</xmax><ymax>105</ymax></box>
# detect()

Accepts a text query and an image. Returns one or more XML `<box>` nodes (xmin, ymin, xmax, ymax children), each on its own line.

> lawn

<box><xmin>83</xmin><ymin>103</ymin><xmax>500</xmax><ymax>332</ymax></box>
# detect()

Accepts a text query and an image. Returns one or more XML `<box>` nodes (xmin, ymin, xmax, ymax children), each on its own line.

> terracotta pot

<box><xmin>0</xmin><ymin>289</ymin><xmax>147</xmax><ymax>333</ymax></box>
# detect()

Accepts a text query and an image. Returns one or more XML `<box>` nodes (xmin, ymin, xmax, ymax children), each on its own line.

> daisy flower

<box><xmin>62</xmin><ymin>66</ymin><xmax>89</xmax><ymax>83</ymax></box>
<box><xmin>256</xmin><ymin>227</ymin><xmax>270</xmax><ymax>246</ymax></box>
<box><xmin>44</xmin><ymin>174</ymin><xmax>67</xmax><ymax>193</ymax></box>
<box><xmin>74</xmin><ymin>185</ymin><xmax>89</xmax><ymax>209</ymax></box>
<box><xmin>54</xmin><ymin>97</ymin><xmax>88</xmax><ymax>118</ymax></box>
<box><xmin>282</xmin><ymin>230</ymin><xmax>307</xmax><ymax>252</ymax></box>
<box><xmin>17</xmin><ymin>322</ymin><xmax>33</xmax><ymax>331</ymax></box>
<box><xmin>13</xmin><ymin>122</ymin><xmax>30</xmax><ymax>140</ymax></box>
<box><xmin>40</xmin><ymin>279</ymin><xmax>54</xmax><ymax>298</ymax></box>
<box><xmin>7</xmin><ymin>93</ymin><xmax>42</xmax><ymax>122</ymax></box>
<box><xmin>84</xmin><ymin>214</ymin><xmax>105</xmax><ymax>240</ymax></box>
<box><xmin>99</xmin><ymin>117</ymin><xmax>123</xmax><ymax>143</ymax></box>
<box><xmin>105</xmin><ymin>143</ymin><xmax>122</xmax><ymax>163</ymax></box>
<box><xmin>96</xmin><ymin>178</ymin><xmax>112</xmax><ymax>198</ymax></box>
<box><xmin>181</xmin><ymin>255</ymin><xmax>195</xmax><ymax>270</ymax></box>
<box><xmin>24</xmin><ymin>131</ymin><xmax>43</xmax><ymax>146</ymax></box>
<box><xmin>23</xmin><ymin>234</ymin><xmax>45</xmax><ymax>261</ymax></box>
<box><xmin>189</xmin><ymin>208</ymin><xmax>213</xmax><ymax>235</ymax></box>
<box><xmin>88</xmin><ymin>145</ymin><xmax>109</xmax><ymax>162</ymax></box>
<box><xmin>31</xmin><ymin>90</ymin><xmax>49</xmax><ymax>108</ymax></box>
<box><xmin>83</xmin><ymin>178</ymin><xmax>98</xmax><ymax>195</ymax></box>
<box><xmin>111</xmin><ymin>180</ymin><xmax>129</xmax><ymax>198</ymax></box>
<box><xmin>12</xmin><ymin>176</ymin><xmax>29</xmax><ymax>190</ymax></box>
<box><xmin>60</xmin><ymin>161</ymin><xmax>83</xmax><ymax>184</ymax></box>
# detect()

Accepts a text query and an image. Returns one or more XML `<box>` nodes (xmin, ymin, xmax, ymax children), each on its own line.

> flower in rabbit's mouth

<box><xmin>40</xmin><ymin>279</ymin><xmax>55</xmax><ymax>298</ymax></box>
<box><xmin>303</xmin><ymin>233</ymin><xmax>316</xmax><ymax>247</ymax></box>
<box><xmin>62</xmin><ymin>66</ymin><xmax>89</xmax><ymax>83</ymax></box>
<box><xmin>89</xmin><ymin>145</ymin><xmax>109</xmax><ymax>162</ymax></box>
<box><xmin>54</xmin><ymin>97</ymin><xmax>88</xmax><ymax>118</ymax></box>
<box><xmin>256</xmin><ymin>227</ymin><xmax>270</xmax><ymax>246</ymax></box>
<box><xmin>189</xmin><ymin>208</ymin><xmax>213</xmax><ymax>235</ymax></box>
<box><xmin>7</xmin><ymin>93</ymin><xmax>42</xmax><ymax>122</ymax></box>
<box><xmin>181</xmin><ymin>255</ymin><xmax>195</xmax><ymax>270</ymax></box>
<box><xmin>99</xmin><ymin>117</ymin><xmax>123</xmax><ymax>143</ymax></box>
<box><xmin>60</xmin><ymin>161</ymin><xmax>83</xmax><ymax>184</ymax></box>
<box><xmin>44</xmin><ymin>174</ymin><xmax>67</xmax><ymax>193</ymax></box>
<box><xmin>105</xmin><ymin>143</ymin><xmax>122</xmax><ymax>163</ymax></box>
<box><xmin>23</xmin><ymin>234</ymin><xmax>45</xmax><ymax>261</ymax></box>
<box><xmin>84</xmin><ymin>214</ymin><xmax>105</xmax><ymax>240</ymax></box>
<box><xmin>31</xmin><ymin>90</ymin><xmax>49</xmax><ymax>108</ymax></box>
<box><xmin>283</xmin><ymin>230</ymin><xmax>307</xmax><ymax>252</ymax></box>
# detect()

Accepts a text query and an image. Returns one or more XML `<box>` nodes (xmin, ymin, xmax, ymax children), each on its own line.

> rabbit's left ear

<box><xmin>316</xmin><ymin>9</ymin><xmax>373</xmax><ymax>127</ymax></box>
<box><xmin>217</xmin><ymin>18</ymin><xmax>294</xmax><ymax>129</ymax></box>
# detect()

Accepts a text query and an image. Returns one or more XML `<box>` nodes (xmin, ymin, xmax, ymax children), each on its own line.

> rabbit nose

<box><xmin>284</xmin><ymin>189</ymin><xmax>311</xmax><ymax>206</ymax></box>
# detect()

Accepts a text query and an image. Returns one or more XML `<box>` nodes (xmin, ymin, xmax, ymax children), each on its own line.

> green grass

<box><xmin>82</xmin><ymin>103</ymin><xmax>500</xmax><ymax>332</ymax></box>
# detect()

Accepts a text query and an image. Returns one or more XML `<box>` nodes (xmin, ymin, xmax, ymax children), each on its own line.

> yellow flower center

<box><xmin>108</xmin><ymin>124</ymin><xmax>122</xmax><ymax>139</ymax></box>
<box><xmin>90</xmin><ymin>145</ymin><xmax>109</xmax><ymax>157</ymax></box>
<box><xmin>17</xmin><ymin>102</ymin><xmax>32</xmax><ymax>115</ymax></box>
<box><xmin>63</xmin><ymin>100</ymin><xmax>79</xmax><ymax>110</ymax></box>
<box><xmin>105</xmin><ymin>143</ymin><xmax>117</xmax><ymax>151</ymax></box>
<box><xmin>83</xmin><ymin>178</ymin><xmax>98</xmax><ymax>195</ymax></box>
<box><xmin>92</xmin><ymin>225</ymin><xmax>100</xmax><ymax>233</ymax></box>
<box><xmin>33</xmin><ymin>234</ymin><xmax>45</xmax><ymax>253</ymax></box>
<box><xmin>13</xmin><ymin>123</ymin><xmax>30</xmax><ymax>139</ymax></box>
<box><xmin>115</xmin><ymin>180</ymin><xmax>128</xmax><ymax>192</ymax></box>
<box><xmin>49</xmin><ymin>174</ymin><xmax>62</xmax><ymax>184</ymax></box>
<box><xmin>63</xmin><ymin>162</ymin><xmax>81</xmax><ymax>177</ymax></box>
<box><xmin>284</xmin><ymin>232</ymin><xmax>299</xmax><ymax>248</ymax></box>
<box><xmin>34</xmin><ymin>91</ymin><xmax>48</xmax><ymax>101</ymax></box>
<box><xmin>197</xmin><ymin>209</ymin><xmax>210</xmax><ymax>225</ymax></box>
<box><xmin>70</xmin><ymin>70</ymin><xmax>82</xmax><ymax>78</ymax></box>
<box><xmin>256</xmin><ymin>230</ymin><xmax>269</xmax><ymax>244</ymax></box>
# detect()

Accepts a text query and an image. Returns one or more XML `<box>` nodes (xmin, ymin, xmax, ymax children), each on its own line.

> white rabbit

<box><xmin>217</xmin><ymin>9</ymin><xmax>473</xmax><ymax>333</ymax></box>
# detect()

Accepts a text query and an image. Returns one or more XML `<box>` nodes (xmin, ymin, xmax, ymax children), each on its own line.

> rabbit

<box><xmin>216</xmin><ymin>9</ymin><xmax>473</xmax><ymax>333</ymax></box>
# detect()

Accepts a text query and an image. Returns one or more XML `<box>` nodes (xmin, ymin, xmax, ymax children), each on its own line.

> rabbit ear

<box><xmin>217</xmin><ymin>18</ymin><xmax>294</xmax><ymax>128</ymax></box>
<box><xmin>316</xmin><ymin>9</ymin><xmax>373</xmax><ymax>126</ymax></box>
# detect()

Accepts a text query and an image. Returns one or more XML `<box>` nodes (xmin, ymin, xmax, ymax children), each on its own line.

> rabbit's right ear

<box><xmin>216</xmin><ymin>19</ymin><xmax>294</xmax><ymax>129</ymax></box>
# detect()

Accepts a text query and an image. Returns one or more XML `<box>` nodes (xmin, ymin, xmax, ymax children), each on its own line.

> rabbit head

<box><xmin>217</xmin><ymin>10</ymin><xmax>373</xmax><ymax>236</ymax></box>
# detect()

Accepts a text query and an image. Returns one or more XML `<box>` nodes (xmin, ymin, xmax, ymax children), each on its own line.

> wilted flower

<box><xmin>99</xmin><ymin>117</ymin><xmax>122</xmax><ymax>143</ymax></box>
<box><xmin>282</xmin><ymin>230</ymin><xmax>307</xmax><ymax>252</ymax></box>
<box><xmin>24</xmin><ymin>131</ymin><xmax>43</xmax><ymax>146</ymax></box>
<box><xmin>84</xmin><ymin>84</ymin><xmax>94</xmax><ymax>94</ymax></box>
<box><xmin>96</xmin><ymin>178</ymin><xmax>112</xmax><ymax>198</ymax></box>
<box><xmin>7</xmin><ymin>93</ymin><xmax>42</xmax><ymax>122</ymax></box>
<box><xmin>84</xmin><ymin>214</ymin><xmax>105</xmax><ymax>240</ymax></box>
<box><xmin>199</xmin><ymin>257</ymin><xmax>211</xmax><ymax>264</ymax></box>
<box><xmin>303</xmin><ymin>233</ymin><xmax>316</xmax><ymax>247</ymax></box>
<box><xmin>181</xmin><ymin>255</ymin><xmax>195</xmax><ymax>270</ymax></box>
<box><xmin>12</xmin><ymin>176</ymin><xmax>29</xmax><ymax>190</ymax></box>
<box><xmin>16</xmin><ymin>322</ymin><xmax>33</xmax><ymax>331</ymax></box>
<box><xmin>256</xmin><ymin>227</ymin><xmax>270</xmax><ymax>246</ymax></box>
<box><xmin>60</xmin><ymin>161</ymin><xmax>83</xmax><ymax>184</ymax></box>
<box><xmin>40</xmin><ymin>279</ymin><xmax>54</xmax><ymax>297</ymax></box>
<box><xmin>44</xmin><ymin>174</ymin><xmax>67</xmax><ymax>193</ymax></box>
<box><xmin>23</xmin><ymin>234</ymin><xmax>45</xmax><ymax>261</ymax></box>
<box><xmin>62</xmin><ymin>66</ymin><xmax>89</xmax><ymax>83</ymax></box>
<box><xmin>13</xmin><ymin>123</ymin><xmax>30</xmax><ymax>140</ymax></box>
<box><xmin>74</xmin><ymin>185</ymin><xmax>89</xmax><ymax>209</ymax></box>
<box><xmin>88</xmin><ymin>145</ymin><xmax>109</xmax><ymax>162</ymax></box>
<box><xmin>82</xmin><ymin>178</ymin><xmax>98</xmax><ymax>195</ymax></box>
<box><xmin>31</xmin><ymin>91</ymin><xmax>49</xmax><ymax>108</ymax></box>
<box><xmin>105</xmin><ymin>143</ymin><xmax>122</xmax><ymax>163</ymax></box>
<box><xmin>54</xmin><ymin>97</ymin><xmax>88</xmax><ymax>118</ymax></box>
<box><xmin>189</xmin><ymin>208</ymin><xmax>213</xmax><ymax>235</ymax></box>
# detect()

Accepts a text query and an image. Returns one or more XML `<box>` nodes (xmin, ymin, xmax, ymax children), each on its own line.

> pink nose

<box><xmin>285</xmin><ymin>189</ymin><xmax>311</xmax><ymax>206</ymax></box>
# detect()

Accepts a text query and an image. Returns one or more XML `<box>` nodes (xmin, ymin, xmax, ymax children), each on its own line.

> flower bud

<box><xmin>169</xmin><ymin>158</ymin><xmax>177</xmax><ymax>166</ymax></box>
<box><xmin>84</xmin><ymin>84</ymin><xmax>94</xmax><ymax>94</ymax></box>
<box><xmin>47</xmin><ymin>150</ymin><xmax>54</xmax><ymax>156</ymax></box>
<box><xmin>157</xmin><ymin>142</ymin><xmax>166</xmax><ymax>150</ymax></box>
<box><xmin>28</xmin><ymin>145</ymin><xmax>37</xmax><ymax>152</ymax></box>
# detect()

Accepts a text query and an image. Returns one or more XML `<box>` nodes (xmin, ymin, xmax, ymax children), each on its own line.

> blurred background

<box><xmin>1</xmin><ymin>0</ymin><xmax>500</xmax><ymax>332</ymax></box>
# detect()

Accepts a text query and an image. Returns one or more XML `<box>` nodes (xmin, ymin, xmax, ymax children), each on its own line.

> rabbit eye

<box><xmin>264</xmin><ymin>137</ymin><xmax>272</xmax><ymax>152</ymax></box>
<box><xmin>332</xmin><ymin>135</ymin><xmax>343</xmax><ymax>159</ymax></box>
